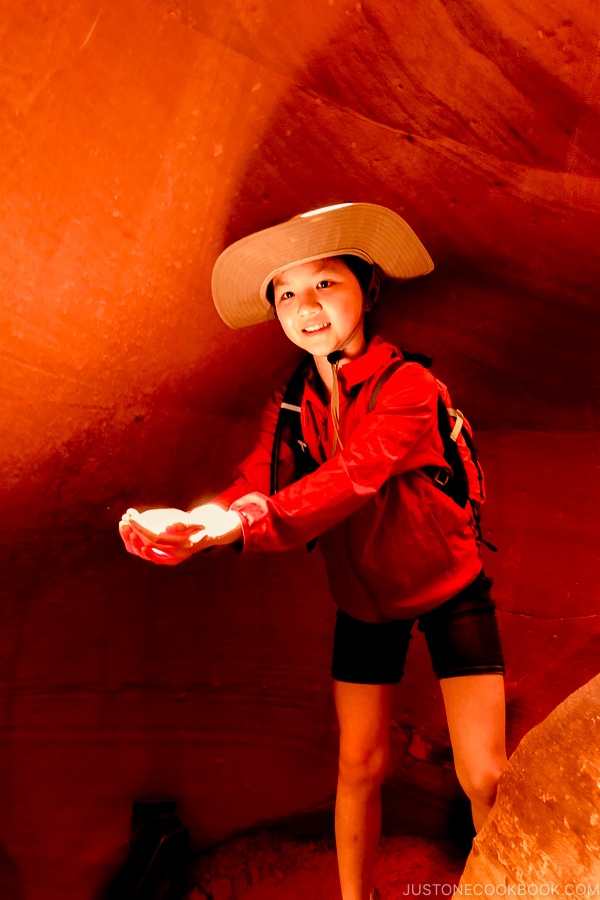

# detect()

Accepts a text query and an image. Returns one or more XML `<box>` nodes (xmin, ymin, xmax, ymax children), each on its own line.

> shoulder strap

<box><xmin>433</xmin><ymin>396</ymin><xmax>470</xmax><ymax>508</ymax></box>
<box><xmin>368</xmin><ymin>357</ymin><xmax>469</xmax><ymax>508</ymax></box>
<box><xmin>368</xmin><ymin>357</ymin><xmax>497</xmax><ymax>549</ymax></box>
<box><xmin>270</xmin><ymin>356</ymin><xmax>311</xmax><ymax>496</ymax></box>
<box><xmin>367</xmin><ymin>351</ymin><xmax>433</xmax><ymax>413</ymax></box>
<box><xmin>368</xmin><ymin>359</ymin><xmax>407</xmax><ymax>412</ymax></box>
<box><xmin>270</xmin><ymin>356</ymin><xmax>320</xmax><ymax>552</ymax></box>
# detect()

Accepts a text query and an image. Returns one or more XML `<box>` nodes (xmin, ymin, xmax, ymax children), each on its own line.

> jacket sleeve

<box><xmin>228</xmin><ymin>363</ymin><xmax>441</xmax><ymax>552</ymax></box>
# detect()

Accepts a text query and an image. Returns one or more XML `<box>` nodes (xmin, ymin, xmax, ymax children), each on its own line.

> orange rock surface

<box><xmin>460</xmin><ymin>674</ymin><xmax>600</xmax><ymax>888</ymax></box>
<box><xmin>0</xmin><ymin>2</ymin><xmax>598</xmax><ymax>897</ymax></box>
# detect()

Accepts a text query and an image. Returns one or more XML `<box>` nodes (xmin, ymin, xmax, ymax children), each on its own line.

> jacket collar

<box><xmin>304</xmin><ymin>335</ymin><xmax>402</xmax><ymax>405</ymax></box>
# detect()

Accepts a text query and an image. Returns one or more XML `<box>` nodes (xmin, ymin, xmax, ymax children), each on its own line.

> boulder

<box><xmin>460</xmin><ymin>674</ymin><xmax>600</xmax><ymax>890</ymax></box>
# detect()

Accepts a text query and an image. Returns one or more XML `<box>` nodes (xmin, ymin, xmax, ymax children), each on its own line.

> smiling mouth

<box><xmin>302</xmin><ymin>322</ymin><xmax>331</xmax><ymax>334</ymax></box>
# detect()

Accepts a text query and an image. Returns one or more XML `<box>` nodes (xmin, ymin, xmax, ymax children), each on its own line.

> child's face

<box><xmin>271</xmin><ymin>257</ymin><xmax>367</xmax><ymax>358</ymax></box>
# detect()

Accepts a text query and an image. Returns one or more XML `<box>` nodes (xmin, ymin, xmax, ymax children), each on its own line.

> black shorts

<box><xmin>331</xmin><ymin>571</ymin><xmax>505</xmax><ymax>684</ymax></box>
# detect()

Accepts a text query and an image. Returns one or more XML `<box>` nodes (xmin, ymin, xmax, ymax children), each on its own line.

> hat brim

<box><xmin>211</xmin><ymin>202</ymin><xmax>434</xmax><ymax>329</ymax></box>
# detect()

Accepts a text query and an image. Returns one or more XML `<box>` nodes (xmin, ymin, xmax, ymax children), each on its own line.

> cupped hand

<box><xmin>119</xmin><ymin>508</ymin><xmax>201</xmax><ymax>565</ymax></box>
<box><xmin>118</xmin><ymin>504</ymin><xmax>243</xmax><ymax>565</ymax></box>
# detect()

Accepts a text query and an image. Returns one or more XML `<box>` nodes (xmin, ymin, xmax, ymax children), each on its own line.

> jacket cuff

<box><xmin>231</xmin><ymin>507</ymin><xmax>252</xmax><ymax>553</ymax></box>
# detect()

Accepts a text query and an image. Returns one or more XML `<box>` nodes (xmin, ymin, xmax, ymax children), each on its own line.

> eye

<box><xmin>316</xmin><ymin>280</ymin><xmax>333</xmax><ymax>289</ymax></box>
<box><xmin>276</xmin><ymin>290</ymin><xmax>294</xmax><ymax>304</ymax></box>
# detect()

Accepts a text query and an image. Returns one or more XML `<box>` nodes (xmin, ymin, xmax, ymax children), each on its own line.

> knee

<box><xmin>456</xmin><ymin>758</ymin><xmax>506</xmax><ymax>808</ymax></box>
<box><xmin>338</xmin><ymin>740</ymin><xmax>390</xmax><ymax>789</ymax></box>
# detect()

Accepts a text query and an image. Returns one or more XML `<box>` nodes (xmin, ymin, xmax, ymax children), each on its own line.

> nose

<box><xmin>297</xmin><ymin>288</ymin><xmax>322</xmax><ymax>317</ymax></box>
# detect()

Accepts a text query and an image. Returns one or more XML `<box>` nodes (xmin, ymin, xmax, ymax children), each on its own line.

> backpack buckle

<box><xmin>433</xmin><ymin>467</ymin><xmax>450</xmax><ymax>487</ymax></box>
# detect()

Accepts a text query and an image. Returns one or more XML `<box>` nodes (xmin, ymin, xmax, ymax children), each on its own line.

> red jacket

<box><xmin>215</xmin><ymin>336</ymin><xmax>483</xmax><ymax>622</ymax></box>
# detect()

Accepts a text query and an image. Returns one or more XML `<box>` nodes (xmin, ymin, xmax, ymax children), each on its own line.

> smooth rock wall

<box><xmin>1</xmin><ymin>1</ymin><xmax>599</xmax><ymax>897</ymax></box>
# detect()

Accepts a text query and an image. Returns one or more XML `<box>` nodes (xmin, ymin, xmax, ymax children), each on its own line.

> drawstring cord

<box><xmin>326</xmin><ymin>265</ymin><xmax>380</xmax><ymax>458</ymax></box>
<box><xmin>329</xmin><ymin>355</ymin><xmax>343</xmax><ymax>455</ymax></box>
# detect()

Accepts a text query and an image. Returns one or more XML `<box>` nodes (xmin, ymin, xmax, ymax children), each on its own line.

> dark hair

<box><xmin>338</xmin><ymin>254</ymin><xmax>375</xmax><ymax>298</ymax></box>
<box><xmin>265</xmin><ymin>254</ymin><xmax>376</xmax><ymax>308</ymax></box>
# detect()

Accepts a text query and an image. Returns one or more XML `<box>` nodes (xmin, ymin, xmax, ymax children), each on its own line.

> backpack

<box><xmin>269</xmin><ymin>353</ymin><xmax>497</xmax><ymax>552</ymax></box>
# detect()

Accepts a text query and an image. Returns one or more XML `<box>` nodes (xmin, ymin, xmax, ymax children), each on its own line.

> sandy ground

<box><xmin>188</xmin><ymin>829</ymin><xmax>466</xmax><ymax>900</ymax></box>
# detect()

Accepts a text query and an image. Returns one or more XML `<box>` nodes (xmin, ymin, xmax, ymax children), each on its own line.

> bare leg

<box><xmin>333</xmin><ymin>680</ymin><xmax>395</xmax><ymax>900</ymax></box>
<box><xmin>440</xmin><ymin>673</ymin><xmax>507</xmax><ymax>832</ymax></box>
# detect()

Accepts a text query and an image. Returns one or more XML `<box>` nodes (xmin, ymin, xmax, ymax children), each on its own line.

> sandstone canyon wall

<box><xmin>1</xmin><ymin>1</ymin><xmax>599</xmax><ymax>897</ymax></box>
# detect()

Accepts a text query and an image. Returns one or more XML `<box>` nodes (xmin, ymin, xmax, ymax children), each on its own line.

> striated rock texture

<box><xmin>1</xmin><ymin>0</ymin><xmax>599</xmax><ymax>897</ymax></box>
<box><xmin>461</xmin><ymin>674</ymin><xmax>600</xmax><ymax>888</ymax></box>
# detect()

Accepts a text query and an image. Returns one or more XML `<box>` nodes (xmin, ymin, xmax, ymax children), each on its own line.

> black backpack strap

<box><xmin>428</xmin><ymin>396</ymin><xmax>470</xmax><ymax>508</ymax></box>
<box><xmin>368</xmin><ymin>359</ymin><xmax>469</xmax><ymax>509</ymax></box>
<box><xmin>270</xmin><ymin>355</ymin><xmax>319</xmax><ymax>495</ymax></box>
<box><xmin>367</xmin><ymin>352</ymin><xmax>433</xmax><ymax>412</ymax></box>
<box><xmin>270</xmin><ymin>356</ymin><xmax>320</xmax><ymax>552</ymax></box>
<box><xmin>368</xmin><ymin>358</ymin><xmax>407</xmax><ymax>412</ymax></box>
<box><xmin>369</xmin><ymin>358</ymin><xmax>498</xmax><ymax>551</ymax></box>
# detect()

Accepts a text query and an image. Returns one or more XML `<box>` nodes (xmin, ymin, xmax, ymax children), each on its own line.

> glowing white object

<box><xmin>127</xmin><ymin>507</ymin><xmax>191</xmax><ymax>538</ymax></box>
<box><xmin>126</xmin><ymin>503</ymin><xmax>239</xmax><ymax>548</ymax></box>
<box><xmin>187</xmin><ymin>504</ymin><xmax>241</xmax><ymax>543</ymax></box>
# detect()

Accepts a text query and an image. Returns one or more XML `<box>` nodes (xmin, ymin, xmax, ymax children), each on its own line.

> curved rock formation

<box><xmin>461</xmin><ymin>674</ymin><xmax>600</xmax><ymax>888</ymax></box>
<box><xmin>1</xmin><ymin>1</ymin><xmax>599</xmax><ymax>896</ymax></box>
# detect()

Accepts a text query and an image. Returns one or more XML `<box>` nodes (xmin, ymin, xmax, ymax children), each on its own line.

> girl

<box><xmin>120</xmin><ymin>202</ymin><xmax>507</xmax><ymax>900</ymax></box>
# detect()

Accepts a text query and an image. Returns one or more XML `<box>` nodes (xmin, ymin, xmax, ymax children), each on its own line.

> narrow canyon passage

<box><xmin>1</xmin><ymin>2</ymin><xmax>598</xmax><ymax>897</ymax></box>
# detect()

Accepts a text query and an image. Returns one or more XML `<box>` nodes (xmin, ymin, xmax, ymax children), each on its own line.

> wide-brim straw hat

<box><xmin>211</xmin><ymin>202</ymin><xmax>434</xmax><ymax>329</ymax></box>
